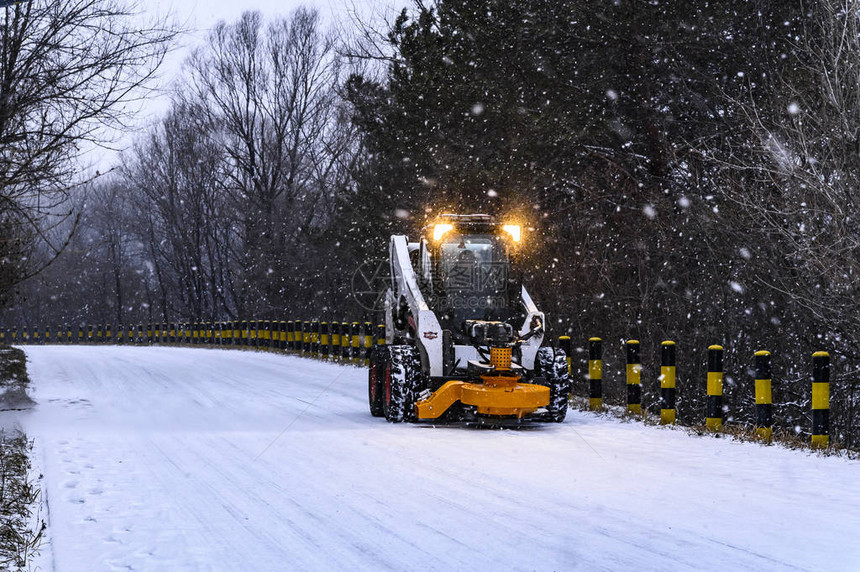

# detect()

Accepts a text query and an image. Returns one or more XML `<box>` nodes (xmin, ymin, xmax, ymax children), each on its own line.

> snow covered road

<box><xmin>14</xmin><ymin>346</ymin><xmax>860</xmax><ymax>571</ymax></box>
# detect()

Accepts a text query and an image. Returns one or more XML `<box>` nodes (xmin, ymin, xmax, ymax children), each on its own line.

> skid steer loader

<box><xmin>368</xmin><ymin>213</ymin><xmax>570</xmax><ymax>424</ymax></box>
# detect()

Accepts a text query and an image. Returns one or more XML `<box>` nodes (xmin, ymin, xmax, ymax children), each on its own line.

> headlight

<box><xmin>502</xmin><ymin>224</ymin><xmax>521</xmax><ymax>242</ymax></box>
<box><xmin>433</xmin><ymin>223</ymin><xmax>454</xmax><ymax>241</ymax></box>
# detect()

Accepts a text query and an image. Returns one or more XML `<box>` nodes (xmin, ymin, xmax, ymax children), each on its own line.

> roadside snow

<box><xmin>13</xmin><ymin>346</ymin><xmax>860</xmax><ymax>571</ymax></box>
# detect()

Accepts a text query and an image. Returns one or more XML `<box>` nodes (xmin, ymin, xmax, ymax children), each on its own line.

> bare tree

<box><xmin>186</xmin><ymin>8</ymin><xmax>357</xmax><ymax>314</ymax></box>
<box><xmin>0</xmin><ymin>0</ymin><xmax>179</xmax><ymax>301</ymax></box>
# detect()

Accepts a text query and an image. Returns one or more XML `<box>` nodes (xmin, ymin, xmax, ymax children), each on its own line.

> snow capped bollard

<box><xmin>660</xmin><ymin>341</ymin><xmax>677</xmax><ymax>425</ymax></box>
<box><xmin>589</xmin><ymin>337</ymin><xmax>603</xmax><ymax>411</ymax></box>
<box><xmin>626</xmin><ymin>340</ymin><xmax>642</xmax><ymax>415</ymax></box>
<box><xmin>706</xmin><ymin>345</ymin><xmax>724</xmax><ymax>431</ymax></box>
<box><xmin>321</xmin><ymin>322</ymin><xmax>330</xmax><ymax>357</ymax></box>
<box><xmin>363</xmin><ymin>322</ymin><xmax>373</xmax><ymax>366</ymax></box>
<box><xmin>559</xmin><ymin>336</ymin><xmax>572</xmax><ymax>376</ymax></box>
<box><xmin>811</xmin><ymin>352</ymin><xmax>830</xmax><ymax>449</ymax></box>
<box><xmin>754</xmin><ymin>351</ymin><xmax>773</xmax><ymax>443</ymax></box>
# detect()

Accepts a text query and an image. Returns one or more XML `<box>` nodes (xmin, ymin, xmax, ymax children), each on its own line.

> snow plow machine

<box><xmin>368</xmin><ymin>213</ymin><xmax>570</xmax><ymax>424</ymax></box>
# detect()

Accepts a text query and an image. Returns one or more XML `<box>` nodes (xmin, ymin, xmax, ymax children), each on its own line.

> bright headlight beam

<box><xmin>502</xmin><ymin>224</ymin><xmax>521</xmax><ymax>242</ymax></box>
<box><xmin>433</xmin><ymin>223</ymin><xmax>454</xmax><ymax>241</ymax></box>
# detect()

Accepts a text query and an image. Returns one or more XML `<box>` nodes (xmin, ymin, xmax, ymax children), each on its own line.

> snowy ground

<box><xmin>9</xmin><ymin>345</ymin><xmax>860</xmax><ymax>571</ymax></box>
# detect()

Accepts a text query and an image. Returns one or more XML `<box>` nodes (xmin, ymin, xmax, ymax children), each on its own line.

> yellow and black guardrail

<box><xmin>0</xmin><ymin>319</ymin><xmax>383</xmax><ymax>366</ymax></box>
<box><xmin>557</xmin><ymin>335</ymin><xmax>836</xmax><ymax>449</ymax></box>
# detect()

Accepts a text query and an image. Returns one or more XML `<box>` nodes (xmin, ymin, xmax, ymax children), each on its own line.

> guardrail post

<box><xmin>706</xmin><ymin>345</ymin><xmax>724</xmax><ymax>431</ymax></box>
<box><xmin>626</xmin><ymin>340</ymin><xmax>641</xmax><ymax>415</ymax></box>
<box><xmin>660</xmin><ymin>340</ymin><xmax>676</xmax><ymax>425</ymax></box>
<box><xmin>812</xmin><ymin>351</ymin><xmax>830</xmax><ymax>449</ymax></box>
<box><xmin>754</xmin><ymin>351</ymin><xmax>773</xmax><ymax>443</ymax></box>
<box><xmin>588</xmin><ymin>337</ymin><xmax>602</xmax><ymax>411</ymax></box>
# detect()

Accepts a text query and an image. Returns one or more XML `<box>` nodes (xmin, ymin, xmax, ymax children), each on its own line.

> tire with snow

<box><xmin>382</xmin><ymin>344</ymin><xmax>421</xmax><ymax>423</ymax></box>
<box><xmin>534</xmin><ymin>346</ymin><xmax>570</xmax><ymax>423</ymax></box>
<box><xmin>368</xmin><ymin>346</ymin><xmax>385</xmax><ymax>417</ymax></box>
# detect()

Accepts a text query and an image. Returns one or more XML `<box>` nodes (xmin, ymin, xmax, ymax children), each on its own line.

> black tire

<box><xmin>382</xmin><ymin>345</ymin><xmax>421</xmax><ymax>423</ymax></box>
<box><xmin>535</xmin><ymin>346</ymin><xmax>570</xmax><ymax>423</ymax></box>
<box><xmin>368</xmin><ymin>346</ymin><xmax>385</xmax><ymax>417</ymax></box>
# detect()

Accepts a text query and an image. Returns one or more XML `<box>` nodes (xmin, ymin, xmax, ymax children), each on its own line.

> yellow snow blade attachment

<box><xmin>415</xmin><ymin>375</ymin><xmax>550</xmax><ymax>420</ymax></box>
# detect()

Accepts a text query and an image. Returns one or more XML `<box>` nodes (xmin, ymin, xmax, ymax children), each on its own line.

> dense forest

<box><xmin>2</xmin><ymin>0</ymin><xmax>859</xmax><ymax>445</ymax></box>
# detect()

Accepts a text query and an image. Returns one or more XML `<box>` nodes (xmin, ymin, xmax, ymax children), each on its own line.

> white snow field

<box><xmin>12</xmin><ymin>345</ymin><xmax>860</xmax><ymax>571</ymax></box>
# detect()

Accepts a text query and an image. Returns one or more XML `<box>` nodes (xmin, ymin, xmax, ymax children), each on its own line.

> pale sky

<box><xmin>85</xmin><ymin>0</ymin><xmax>398</xmax><ymax>173</ymax></box>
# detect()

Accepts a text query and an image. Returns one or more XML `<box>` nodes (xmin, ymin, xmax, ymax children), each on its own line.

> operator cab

<box><xmin>419</xmin><ymin>214</ymin><xmax>522</xmax><ymax>338</ymax></box>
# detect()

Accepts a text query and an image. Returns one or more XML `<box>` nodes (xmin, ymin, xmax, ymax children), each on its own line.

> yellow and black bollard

<box><xmin>558</xmin><ymin>336</ymin><xmax>572</xmax><ymax>376</ymax></box>
<box><xmin>376</xmin><ymin>324</ymin><xmax>386</xmax><ymax>347</ymax></box>
<box><xmin>279</xmin><ymin>321</ymin><xmax>287</xmax><ymax>351</ymax></box>
<box><xmin>350</xmin><ymin>322</ymin><xmax>361</xmax><ymax>362</ymax></box>
<box><xmin>88</xmin><ymin>325</ymin><xmax>94</xmax><ymax>343</ymax></box>
<box><xmin>660</xmin><ymin>341</ymin><xmax>676</xmax><ymax>425</ymax></box>
<box><xmin>812</xmin><ymin>351</ymin><xmax>830</xmax><ymax>449</ymax></box>
<box><xmin>311</xmin><ymin>321</ymin><xmax>320</xmax><ymax>355</ymax></box>
<box><xmin>706</xmin><ymin>345</ymin><xmax>724</xmax><ymax>431</ymax></box>
<box><xmin>330</xmin><ymin>322</ymin><xmax>340</xmax><ymax>357</ymax></box>
<box><xmin>291</xmin><ymin>320</ymin><xmax>300</xmax><ymax>351</ymax></box>
<box><xmin>285</xmin><ymin>320</ymin><xmax>294</xmax><ymax>350</ymax></box>
<box><xmin>302</xmin><ymin>321</ymin><xmax>311</xmax><ymax>353</ymax></box>
<box><xmin>321</xmin><ymin>322</ymin><xmax>330</xmax><ymax>357</ymax></box>
<box><xmin>754</xmin><ymin>351</ymin><xmax>773</xmax><ymax>443</ymax></box>
<box><xmin>626</xmin><ymin>340</ymin><xmax>642</xmax><ymax>415</ymax></box>
<box><xmin>341</xmin><ymin>321</ymin><xmax>351</xmax><ymax>359</ymax></box>
<box><xmin>106</xmin><ymin>324</ymin><xmax>113</xmax><ymax>344</ymax></box>
<box><xmin>588</xmin><ymin>337</ymin><xmax>602</xmax><ymax>411</ymax></box>
<box><xmin>363</xmin><ymin>322</ymin><xmax>373</xmax><ymax>366</ymax></box>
